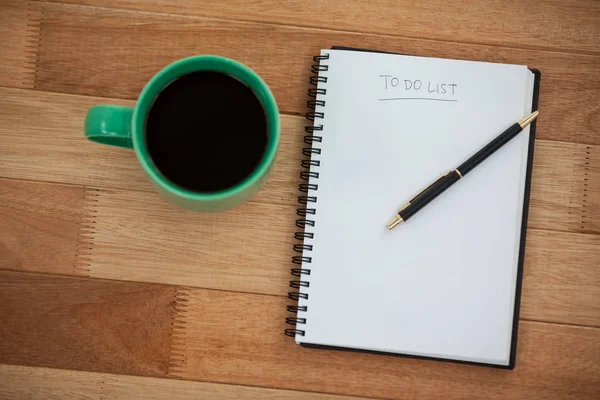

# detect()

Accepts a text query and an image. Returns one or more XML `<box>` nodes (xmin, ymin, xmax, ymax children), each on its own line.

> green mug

<box><xmin>84</xmin><ymin>56</ymin><xmax>279</xmax><ymax>212</ymax></box>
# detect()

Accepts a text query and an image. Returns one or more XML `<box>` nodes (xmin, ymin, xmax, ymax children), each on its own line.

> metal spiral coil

<box><xmin>285</xmin><ymin>53</ymin><xmax>329</xmax><ymax>338</ymax></box>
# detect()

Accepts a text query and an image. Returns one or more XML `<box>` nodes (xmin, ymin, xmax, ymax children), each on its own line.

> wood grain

<box><xmin>1</xmin><ymin>87</ymin><xmax>598</xmax><ymax>234</ymax></box>
<box><xmin>86</xmin><ymin>188</ymin><xmax>295</xmax><ymax>294</ymax></box>
<box><xmin>0</xmin><ymin>364</ymin><xmax>369</xmax><ymax>400</ymax></box>
<box><xmin>2</xmin><ymin>178</ymin><xmax>599</xmax><ymax>326</ymax></box>
<box><xmin>0</xmin><ymin>0</ymin><xmax>41</xmax><ymax>89</ymax></box>
<box><xmin>26</xmin><ymin>2</ymin><xmax>600</xmax><ymax>145</ymax></box>
<box><xmin>0</xmin><ymin>274</ymin><xmax>598</xmax><ymax>399</ymax></box>
<box><xmin>523</xmin><ymin>230</ymin><xmax>600</xmax><ymax>326</ymax></box>
<box><xmin>175</xmin><ymin>289</ymin><xmax>600</xmax><ymax>399</ymax></box>
<box><xmin>44</xmin><ymin>0</ymin><xmax>600</xmax><ymax>55</ymax></box>
<box><xmin>0</xmin><ymin>270</ymin><xmax>177</xmax><ymax>377</ymax></box>
<box><xmin>0</xmin><ymin>180</ymin><xmax>87</xmax><ymax>276</ymax></box>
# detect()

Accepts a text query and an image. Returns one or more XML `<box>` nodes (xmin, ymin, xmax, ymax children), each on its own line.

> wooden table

<box><xmin>1</xmin><ymin>1</ymin><xmax>599</xmax><ymax>398</ymax></box>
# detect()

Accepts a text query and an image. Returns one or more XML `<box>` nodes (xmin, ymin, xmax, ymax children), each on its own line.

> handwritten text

<box><xmin>379</xmin><ymin>75</ymin><xmax>458</xmax><ymax>102</ymax></box>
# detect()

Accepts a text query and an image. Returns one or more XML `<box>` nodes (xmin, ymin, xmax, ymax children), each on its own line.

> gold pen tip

<box><xmin>518</xmin><ymin>111</ymin><xmax>539</xmax><ymax>129</ymax></box>
<box><xmin>386</xmin><ymin>215</ymin><xmax>404</xmax><ymax>230</ymax></box>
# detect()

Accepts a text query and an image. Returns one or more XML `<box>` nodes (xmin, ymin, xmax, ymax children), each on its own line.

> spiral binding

<box><xmin>285</xmin><ymin>53</ymin><xmax>329</xmax><ymax>338</ymax></box>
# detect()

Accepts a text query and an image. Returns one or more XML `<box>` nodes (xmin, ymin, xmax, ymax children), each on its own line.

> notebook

<box><xmin>286</xmin><ymin>47</ymin><xmax>540</xmax><ymax>369</ymax></box>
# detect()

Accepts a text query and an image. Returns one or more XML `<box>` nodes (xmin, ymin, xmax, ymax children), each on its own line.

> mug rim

<box><xmin>131</xmin><ymin>55</ymin><xmax>279</xmax><ymax>202</ymax></box>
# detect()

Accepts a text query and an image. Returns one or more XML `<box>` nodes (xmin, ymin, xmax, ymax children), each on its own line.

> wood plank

<box><xmin>45</xmin><ymin>0</ymin><xmax>600</xmax><ymax>55</ymax></box>
<box><xmin>1</xmin><ymin>87</ymin><xmax>598</xmax><ymax>234</ymax></box>
<box><xmin>0</xmin><ymin>275</ymin><xmax>598</xmax><ymax>399</ymax></box>
<box><xmin>2</xmin><ymin>179</ymin><xmax>599</xmax><ymax>326</ymax></box>
<box><xmin>0</xmin><ymin>178</ymin><xmax>295</xmax><ymax>296</ymax></box>
<box><xmin>0</xmin><ymin>180</ymin><xmax>88</xmax><ymax>276</ymax></box>
<box><xmin>33</xmin><ymin>2</ymin><xmax>600</xmax><ymax>145</ymax></box>
<box><xmin>530</xmin><ymin>141</ymin><xmax>600</xmax><ymax>235</ymax></box>
<box><xmin>0</xmin><ymin>364</ymin><xmax>368</xmax><ymax>400</ymax></box>
<box><xmin>0</xmin><ymin>0</ymin><xmax>41</xmax><ymax>89</ymax></box>
<box><xmin>86</xmin><ymin>188</ymin><xmax>295</xmax><ymax>295</ymax></box>
<box><xmin>0</xmin><ymin>87</ymin><xmax>301</xmax><ymax>207</ymax></box>
<box><xmin>170</xmin><ymin>289</ymin><xmax>600</xmax><ymax>399</ymax></box>
<box><xmin>0</xmin><ymin>270</ymin><xmax>176</xmax><ymax>377</ymax></box>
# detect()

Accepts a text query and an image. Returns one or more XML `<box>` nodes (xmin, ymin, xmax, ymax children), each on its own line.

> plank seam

<box><xmin>73</xmin><ymin>188</ymin><xmax>100</xmax><ymax>276</ymax></box>
<box><xmin>24</xmin><ymin>1</ymin><xmax>44</xmax><ymax>89</ymax></box>
<box><xmin>99</xmin><ymin>376</ymin><xmax>106</xmax><ymax>400</ymax></box>
<box><xmin>520</xmin><ymin>318</ymin><xmax>600</xmax><ymax>330</ymax></box>
<box><xmin>568</xmin><ymin>148</ymin><xmax>576</xmax><ymax>228</ymax></box>
<box><xmin>167</xmin><ymin>287</ymin><xmax>191</xmax><ymax>377</ymax></box>
<box><xmin>582</xmin><ymin>146</ymin><xmax>590</xmax><ymax>232</ymax></box>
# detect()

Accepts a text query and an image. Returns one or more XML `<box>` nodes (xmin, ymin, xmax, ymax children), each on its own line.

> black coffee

<box><xmin>145</xmin><ymin>71</ymin><xmax>268</xmax><ymax>193</ymax></box>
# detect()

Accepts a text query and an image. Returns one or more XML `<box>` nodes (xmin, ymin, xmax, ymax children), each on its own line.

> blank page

<box><xmin>296</xmin><ymin>49</ymin><xmax>535</xmax><ymax>366</ymax></box>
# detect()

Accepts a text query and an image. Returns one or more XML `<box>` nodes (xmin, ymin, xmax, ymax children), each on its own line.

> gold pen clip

<box><xmin>398</xmin><ymin>170</ymin><xmax>451</xmax><ymax>212</ymax></box>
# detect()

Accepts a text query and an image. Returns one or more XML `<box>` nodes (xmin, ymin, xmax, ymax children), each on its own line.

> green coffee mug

<box><xmin>84</xmin><ymin>56</ymin><xmax>279</xmax><ymax>212</ymax></box>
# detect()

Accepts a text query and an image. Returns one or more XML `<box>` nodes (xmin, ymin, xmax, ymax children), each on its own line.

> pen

<box><xmin>386</xmin><ymin>111</ymin><xmax>539</xmax><ymax>229</ymax></box>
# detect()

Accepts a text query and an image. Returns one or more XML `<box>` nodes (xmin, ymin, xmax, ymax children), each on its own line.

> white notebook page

<box><xmin>296</xmin><ymin>49</ymin><xmax>534</xmax><ymax>366</ymax></box>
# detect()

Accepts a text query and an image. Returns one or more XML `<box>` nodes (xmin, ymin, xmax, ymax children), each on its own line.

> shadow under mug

<box><xmin>84</xmin><ymin>55</ymin><xmax>279</xmax><ymax>212</ymax></box>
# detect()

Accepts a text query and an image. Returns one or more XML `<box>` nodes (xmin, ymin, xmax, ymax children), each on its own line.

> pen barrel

<box><xmin>457</xmin><ymin>123</ymin><xmax>522</xmax><ymax>176</ymax></box>
<box><xmin>400</xmin><ymin>171</ymin><xmax>461</xmax><ymax>221</ymax></box>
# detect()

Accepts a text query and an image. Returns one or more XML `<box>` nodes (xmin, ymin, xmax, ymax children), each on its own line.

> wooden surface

<box><xmin>0</xmin><ymin>0</ymin><xmax>598</xmax><ymax>398</ymax></box>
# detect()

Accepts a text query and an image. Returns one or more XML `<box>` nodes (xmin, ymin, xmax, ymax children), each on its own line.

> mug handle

<box><xmin>85</xmin><ymin>105</ymin><xmax>134</xmax><ymax>149</ymax></box>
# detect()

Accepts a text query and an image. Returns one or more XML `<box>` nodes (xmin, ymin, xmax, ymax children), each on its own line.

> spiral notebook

<box><xmin>286</xmin><ymin>47</ymin><xmax>540</xmax><ymax>369</ymax></box>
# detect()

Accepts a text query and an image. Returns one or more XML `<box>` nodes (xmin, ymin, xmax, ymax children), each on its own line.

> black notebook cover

<box><xmin>295</xmin><ymin>46</ymin><xmax>541</xmax><ymax>370</ymax></box>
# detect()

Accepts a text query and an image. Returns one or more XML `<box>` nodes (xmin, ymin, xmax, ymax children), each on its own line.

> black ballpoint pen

<box><xmin>386</xmin><ymin>111</ymin><xmax>539</xmax><ymax>229</ymax></box>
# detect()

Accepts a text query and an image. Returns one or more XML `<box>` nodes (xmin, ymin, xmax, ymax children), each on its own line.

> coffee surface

<box><xmin>145</xmin><ymin>71</ymin><xmax>268</xmax><ymax>193</ymax></box>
